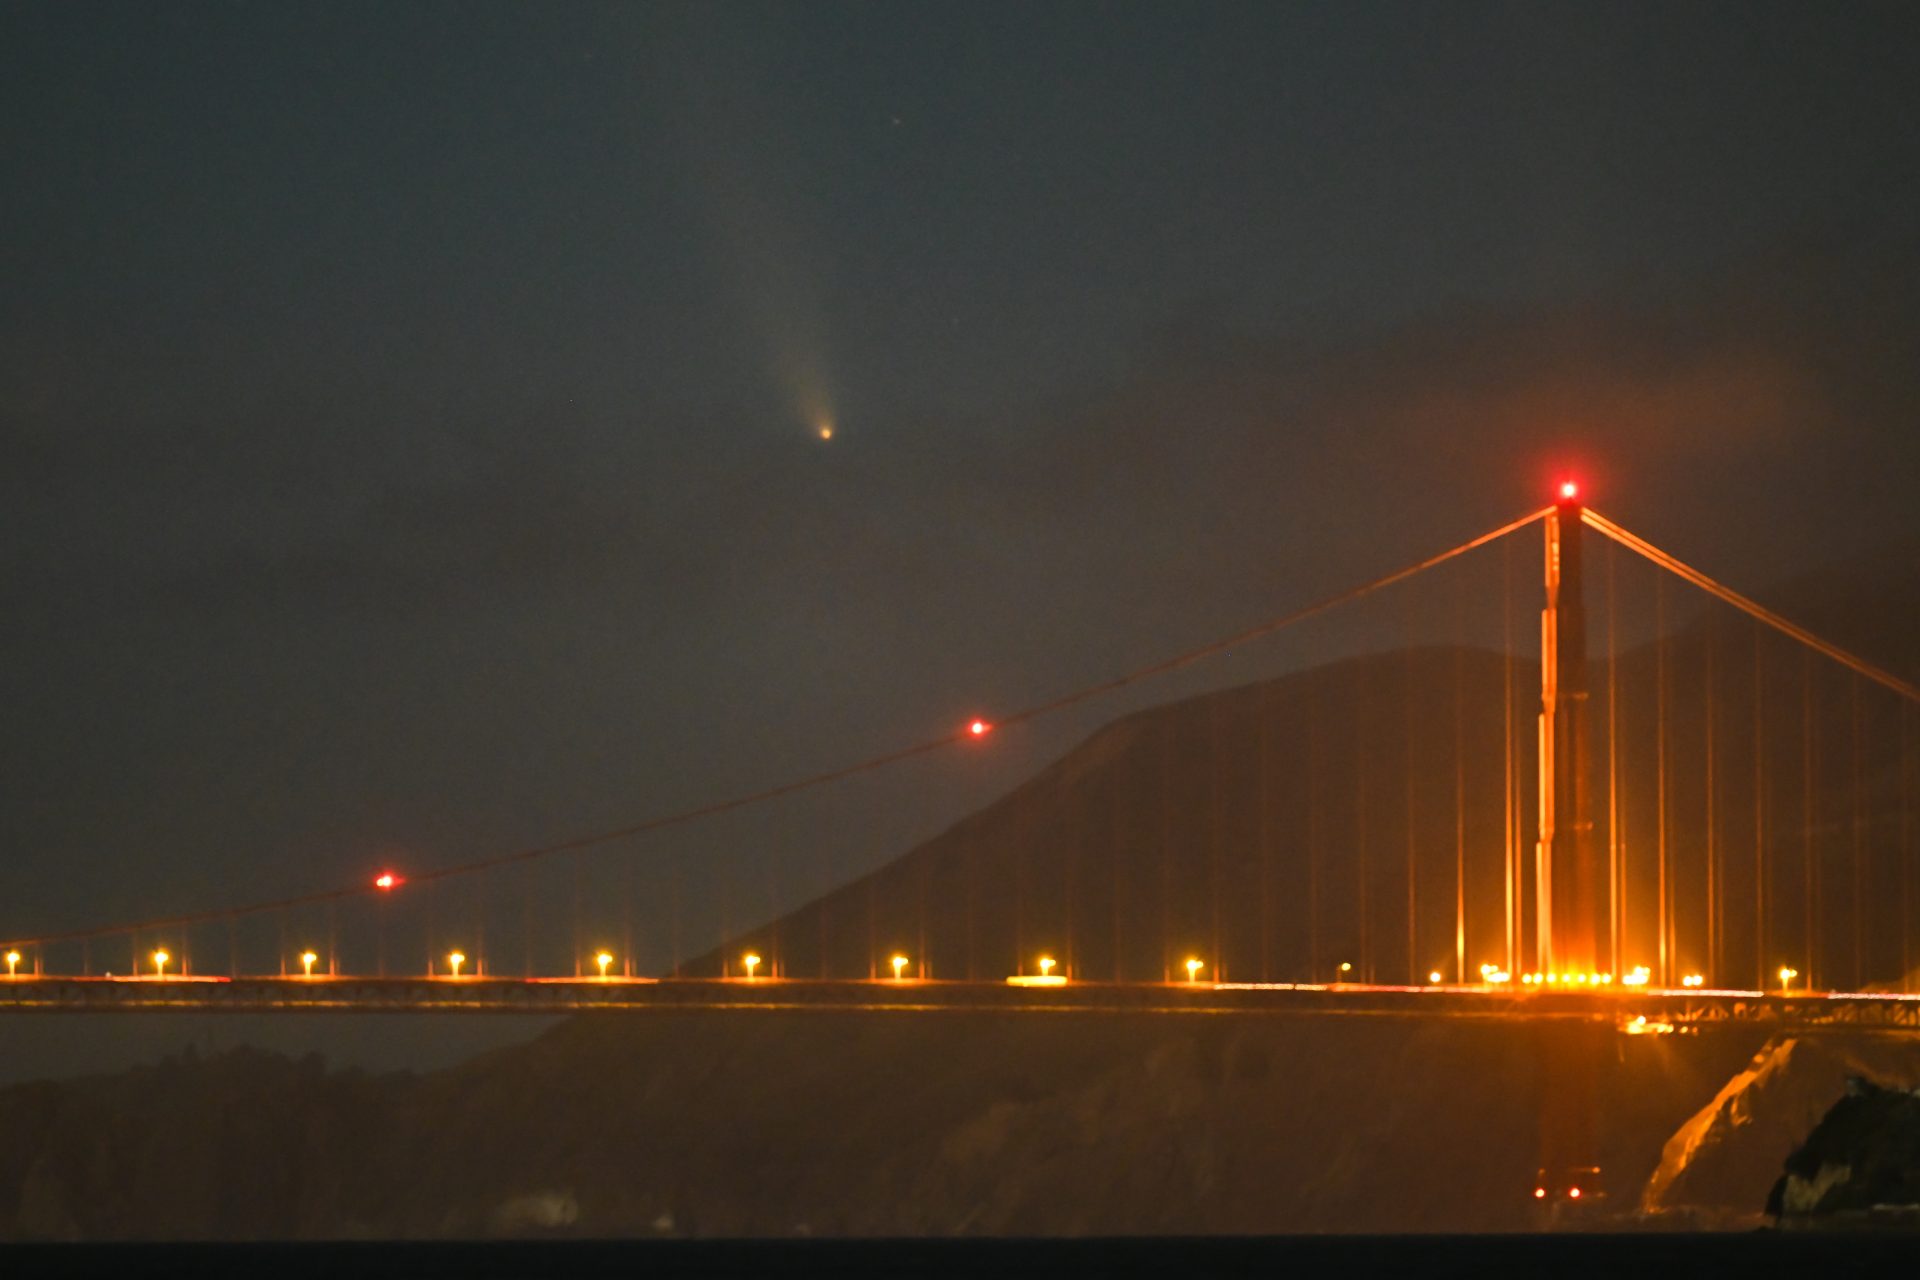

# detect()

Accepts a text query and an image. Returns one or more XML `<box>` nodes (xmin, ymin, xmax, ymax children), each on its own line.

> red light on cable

<box><xmin>1567</xmin><ymin>1187</ymin><xmax>1582</xmax><ymax>1199</ymax></box>
<box><xmin>374</xmin><ymin>872</ymin><xmax>401</xmax><ymax>891</ymax></box>
<box><xmin>1558</xmin><ymin>481</ymin><xmax>1579</xmax><ymax>501</ymax></box>
<box><xmin>1533</xmin><ymin>1188</ymin><xmax>1546</xmax><ymax>1200</ymax></box>
<box><xmin>968</xmin><ymin>719</ymin><xmax>991</xmax><ymax>738</ymax></box>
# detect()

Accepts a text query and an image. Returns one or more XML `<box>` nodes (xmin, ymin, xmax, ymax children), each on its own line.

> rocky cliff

<box><xmin>1640</xmin><ymin>1036</ymin><xmax>1920</xmax><ymax>1226</ymax></box>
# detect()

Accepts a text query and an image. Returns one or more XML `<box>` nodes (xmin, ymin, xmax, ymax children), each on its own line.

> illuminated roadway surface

<box><xmin>4</xmin><ymin>976</ymin><xmax>1920</xmax><ymax>1034</ymax></box>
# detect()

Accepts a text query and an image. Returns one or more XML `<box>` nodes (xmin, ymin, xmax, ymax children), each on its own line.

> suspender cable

<box><xmin>1503</xmin><ymin>537</ymin><xmax>1517</xmax><ymax>978</ymax></box>
<box><xmin>1755</xmin><ymin>624</ymin><xmax>1767</xmax><ymax>991</ymax></box>
<box><xmin>1852</xmin><ymin>676</ymin><xmax>1866</xmax><ymax>988</ymax></box>
<box><xmin>1258</xmin><ymin>681</ymin><xmax>1273</xmax><ymax>982</ymax></box>
<box><xmin>1309</xmin><ymin>677</ymin><xmax>1322</xmax><ymax>981</ymax></box>
<box><xmin>1358</xmin><ymin>661</ymin><xmax>1372</xmax><ymax>984</ymax></box>
<box><xmin>474</xmin><ymin>874</ymin><xmax>486</xmax><ymax>978</ymax></box>
<box><xmin>1657</xmin><ymin>575</ymin><xmax>1670</xmax><ymax>986</ymax></box>
<box><xmin>1706</xmin><ymin>611</ymin><xmax>1720</xmax><ymax>983</ymax></box>
<box><xmin>1065</xmin><ymin>764</ymin><xmax>1080</xmax><ymax>980</ymax></box>
<box><xmin>1804</xmin><ymin>650</ymin><xmax>1818</xmax><ymax>991</ymax></box>
<box><xmin>1211</xmin><ymin>695</ymin><xmax>1225</xmax><ymax>981</ymax></box>
<box><xmin>1454</xmin><ymin>568</ymin><xmax>1467</xmax><ymax>985</ymax></box>
<box><xmin>1159</xmin><ymin>731</ymin><xmax>1173</xmax><ymax>981</ymax></box>
<box><xmin>1607</xmin><ymin>543</ymin><xmax>1622</xmax><ymax>978</ymax></box>
<box><xmin>1110</xmin><ymin>756</ymin><xmax>1124</xmax><ymax>982</ymax></box>
<box><xmin>1903</xmin><ymin>701</ymin><xmax>1913</xmax><ymax>992</ymax></box>
<box><xmin>1405</xmin><ymin>630</ymin><xmax>1418</xmax><ymax>984</ymax></box>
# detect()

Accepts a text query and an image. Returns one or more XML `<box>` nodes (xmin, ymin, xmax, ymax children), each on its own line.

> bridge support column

<box><xmin>1537</xmin><ymin>496</ymin><xmax>1598</xmax><ymax>978</ymax></box>
<box><xmin>1535</xmin><ymin>490</ymin><xmax>1604</xmax><ymax>1217</ymax></box>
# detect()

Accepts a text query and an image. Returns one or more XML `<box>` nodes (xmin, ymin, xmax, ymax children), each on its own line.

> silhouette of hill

<box><xmin>692</xmin><ymin>538</ymin><xmax>1920</xmax><ymax>992</ymax></box>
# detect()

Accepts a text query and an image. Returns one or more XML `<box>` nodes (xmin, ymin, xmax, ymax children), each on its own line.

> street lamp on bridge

<box><xmin>1184</xmin><ymin>958</ymin><xmax>1205</xmax><ymax>984</ymax></box>
<box><xmin>300</xmin><ymin>950</ymin><xmax>318</xmax><ymax>978</ymax></box>
<box><xmin>742</xmin><ymin>952</ymin><xmax>761</xmax><ymax>980</ymax></box>
<box><xmin>446</xmin><ymin>950</ymin><xmax>466</xmax><ymax>979</ymax></box>
<box><xmin>151</xmin><ymin>949</ymin><xmax>170</xmax><ymax>979</ymax></box>
<box><xmin>890</xmin><ymin>954</ymin><xmax>910</xmax><ymax>981</ymax></box>
<box><xmin>1778</xmin><ymin>966</ymin><xmax>1800</xmax><ymax>994</ymax></box>
<box><xmin>596</xmin><ymin>951</ymin><xmax>615</xmax><ymax>979</ymax></box>
<box><xmin>4</xmin><ymin>951</ymin><xmax>18</xmax><ymax>978</ymax></box>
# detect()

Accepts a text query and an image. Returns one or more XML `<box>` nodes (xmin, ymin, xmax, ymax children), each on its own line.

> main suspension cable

<box><xmin>4</xmin><ymin>505</ymin><xmax>1552</xmax><ymax>953</ymax></box>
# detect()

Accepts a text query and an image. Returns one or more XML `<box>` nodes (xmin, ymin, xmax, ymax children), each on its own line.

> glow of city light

<box><xmin>446</xmin><ymin>950</ymin><xmax>466</xmax><ymax>978</ymax></box>
<box><xmin>743</xmin><ymin>952</ymin><xmax>761</xmax><ymax>980</ymax></box>
<box><xmin>596</xmin><ymin>951</ymin><xmax>614</xmax><ymax>979</ymax></box>
<box><xmin>300</xmin><ymin>950</ymin><xmax>318</xmax><ymax>978</ymax></box>
<box><xmin>890</xmin><ymin>954</ymin><xmax>909</xmax><ymax>980</ymax></box>
<box><xmin>152</xmin><ymin>949</ymin><xmax>170</xmax><ymax>978</ymax></box>
<box><xmin>1007</xmin><ymin>956</ymin><xmax>1067</xmax><ymax>987</ymax></box>
<box><xmin>1185</xmin><ymin>958</ymin><xmax>1204</xmax><ymax>983</ymax></box>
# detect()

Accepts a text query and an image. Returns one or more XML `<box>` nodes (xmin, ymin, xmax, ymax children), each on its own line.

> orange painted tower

<box><xmin>1537</xmin><ymin>484</ymin><xmax>1598</xmax><ymax>978</ymax></box>
<box><xmin>1534</xmin><ymin>483</ymin><xmax>1604</xmax><ymax>1221</ymax></box>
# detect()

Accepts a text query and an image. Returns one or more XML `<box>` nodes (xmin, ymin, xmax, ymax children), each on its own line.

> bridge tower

<box><xmin>1536</xmin><ymin>486</ymin><xmax>1598</xmax><ymax>978</ymax></box>
<box><xmin>1534</xmin><ymin>484</ymin><xmax>1604</xmax><ymax>1222</ymax></box>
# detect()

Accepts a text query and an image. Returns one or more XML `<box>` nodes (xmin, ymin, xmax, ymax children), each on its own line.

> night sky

<box><xmin>4</xmin><ymin>3</ymin><xmax>1919</xmax><ymax>1066</ymax></box>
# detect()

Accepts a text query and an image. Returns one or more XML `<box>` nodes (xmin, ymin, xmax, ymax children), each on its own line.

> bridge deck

<box><xmin>3</xmin><ymin>976</ymin><xmax>1919</xmax><ymax>1034</ymax></box>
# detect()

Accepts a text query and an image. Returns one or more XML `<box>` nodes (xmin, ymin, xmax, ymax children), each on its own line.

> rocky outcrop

<box><xmin>1768</xmin><ymin>1075</ymin><xmax>1920</xmax><ymax>1220</ymax></box>
<box><xmin>1639</xmin><ymin>1037</ymin><xmax>1920</xmax><ymax>1226</ymax></box>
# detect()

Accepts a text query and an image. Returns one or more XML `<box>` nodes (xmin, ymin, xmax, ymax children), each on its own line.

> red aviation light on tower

<box><xmin>374</xmin><ymin>871</ymin><xmax>402</xmax><ymax>891</ymax></box>
<box><xmin>1558</xmin><ymin>481</ymin><xmax>1579</xmax><ymax>502</ymax></box>
<box><xmin>967</xmin><ymin>719</ymin><xmax>991</xmax><ymax>738</ymax></box>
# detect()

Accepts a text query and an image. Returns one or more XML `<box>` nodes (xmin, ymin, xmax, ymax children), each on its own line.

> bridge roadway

<box><xmin>4</xmin><ymin>976</ymin><xmax>1920</xmax><ymax>1034</ymax></box>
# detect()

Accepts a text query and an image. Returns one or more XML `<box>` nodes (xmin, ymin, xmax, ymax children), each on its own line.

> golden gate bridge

<box><xmin>4</xmin><ymin>484</ymin><xmax>1917</xmax><ymax>1043</ymax></box>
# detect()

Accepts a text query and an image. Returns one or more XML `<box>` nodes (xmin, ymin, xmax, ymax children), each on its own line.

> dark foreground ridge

<box><xmin>1770</xmin><ymin>1076</ymin><xmax>1920</xmax><ymax>1222</ymax></box>
<box><xmin>10</xmin><ymin>1234</ymin><xmax>1920</xmax><ymax>1280</ymax></box>
<box><xmin>0</xmin><ymin>1009</ymin><xmax>1819</xmax><ymax>1240</ymax></box>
